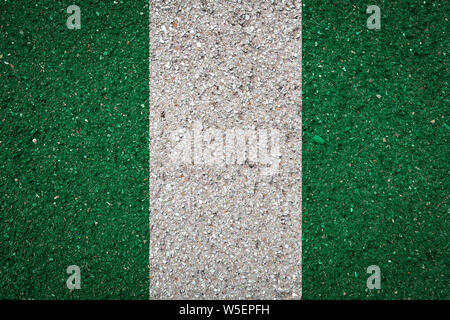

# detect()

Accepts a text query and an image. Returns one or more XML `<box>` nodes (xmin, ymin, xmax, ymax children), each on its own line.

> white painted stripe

<box><xmin>150</xmin><ymin>0</ymin><xmax>302</xmax><ymax>299</ymax></box>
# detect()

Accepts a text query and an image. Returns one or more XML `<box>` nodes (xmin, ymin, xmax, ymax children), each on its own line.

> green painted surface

<box><xmin>0</xmin><ymin>1</ymin><xmax>149</xmax><ymax>299</ymax></box>
<box><xmin>303</xmin><ymin>0</ymin><xmax>449</xmax><ymax>299</ymax></box>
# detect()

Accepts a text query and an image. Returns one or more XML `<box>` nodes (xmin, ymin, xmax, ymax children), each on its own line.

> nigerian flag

<box><xmin>0</xmin><ymin>0</ymin><xmax>448</xmax><ymax>301</ymax></box>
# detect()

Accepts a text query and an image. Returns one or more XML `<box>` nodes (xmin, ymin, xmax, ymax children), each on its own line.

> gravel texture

<box><xmin>0</xmin><ymin>0</ymin><xmax>149</xmax><ymax>299</ymax></box>
<box><xmin>303</xmin><ymin>0</ymin><xmax>449</xmax><ymax>299</ymax></box>
<box><xmin>149</xmin><ymin>0</ymin><xmax>302</xmax><ymax>299</ymax></box>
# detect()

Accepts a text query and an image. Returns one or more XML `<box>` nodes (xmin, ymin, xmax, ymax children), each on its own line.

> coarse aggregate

<box><xmin>1</xmin><ymin>0</ymin><xmax>149</xmax><ymax>299</ymax></box>
<box><xmin>150</xmin><ymin>0</ymin><xmax>302</xmax><ymax>299</ymax></box>
<box><xmin>302</xmin><ymin>0</ymin><xmax>449</xmax><ymax>299</ymax></box>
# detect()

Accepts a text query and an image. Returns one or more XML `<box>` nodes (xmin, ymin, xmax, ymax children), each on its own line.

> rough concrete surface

<box><xmin>150</xmin><ymin>0</ymin><xmax>301</xmax><ymax>299</ymax></box>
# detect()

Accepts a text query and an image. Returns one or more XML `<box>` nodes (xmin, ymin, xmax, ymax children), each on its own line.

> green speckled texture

<box><xmin>0</xmin><ymin>1</ymin><xmax>148</xmax><ymax>299</ymax></box>
<box><xmin>303</xmin><ymin>0</ymin><xmax>449</xmax><ymax>299</ymax></box>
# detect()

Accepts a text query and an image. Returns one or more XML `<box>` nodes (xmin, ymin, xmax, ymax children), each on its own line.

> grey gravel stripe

<box><xmin>150</xmin><ymin>0</ymin><xmax>302</xmax><ymax>299</ymax></box>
